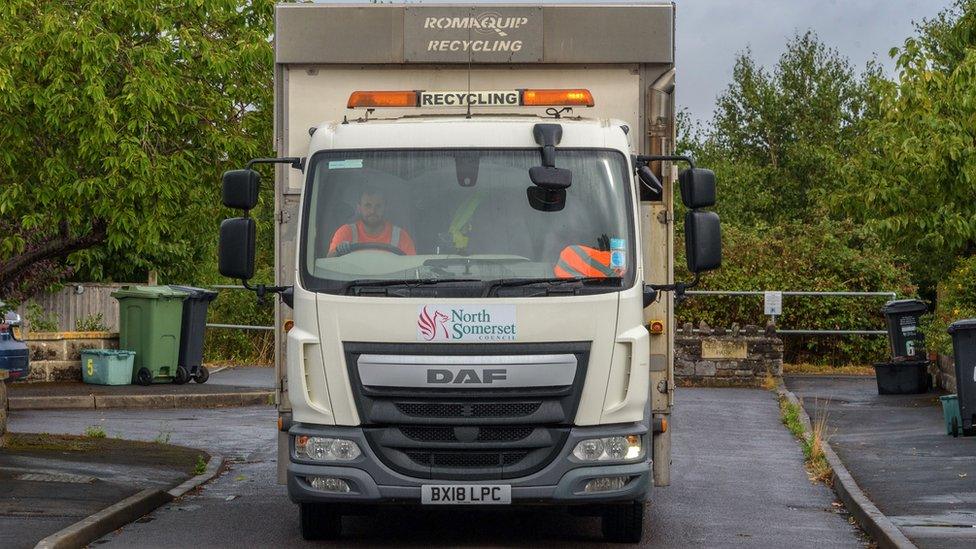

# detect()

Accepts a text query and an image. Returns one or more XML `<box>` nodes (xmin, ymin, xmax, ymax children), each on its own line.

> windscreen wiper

<box><xmin>344</xmin><ymin>278</ymin><xmax>482</xmax><ymax>295</ymax></box>
<box><xmin>483</xmin><ymin>276</ymin><xmax>622</xmax><ymax>297</ymax></box>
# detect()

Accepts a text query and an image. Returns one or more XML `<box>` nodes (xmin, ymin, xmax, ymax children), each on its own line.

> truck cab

<box><xmin>216</xmin><ymin>3</ymin><xmax>720</xmax><ymax>543</ymax></box>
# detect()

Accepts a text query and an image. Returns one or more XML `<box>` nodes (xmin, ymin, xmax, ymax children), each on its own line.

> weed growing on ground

<box><xmin>194</xmin><ymin>456</ymin><xmax>208</xmax><ymax>475</ymax></box>
<box><xmin>761</xmin><ymin>370</ymin><xmax>778</xmax><ymax>391</ymax></box>
<box><xmin>84</xmin><ymin>425</ymin><xmax>106</xmax><ymax>439</ymax></box>
<box><xmin>783</xmin><ymin>363</ymin><xmax>874</xmax><ymax>376</ymax></box>
<box><xmin>154</xmin><ymin>430</ymin><xmax>172</xmax><ymax>444</ymax></box>
<box><xmin>779</xmin><ymin>397</ymin><xmax>833</xmax><ymax>484</ymax></box>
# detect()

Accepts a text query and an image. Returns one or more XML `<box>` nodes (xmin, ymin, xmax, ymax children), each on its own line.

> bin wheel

<box><xmin>601</xmin><ymin>501</ymin><xmax>645</xmax><ymax>543</ymax></box>
<box><xmin>952</xmin><ymin>417</ymin><xmax>959</xmax><ymax>438</ymax></box>
<box><xmin>194</xmin><ymin>366</ymin><xmax>210</xmax><ymax>384</ymax></box>
<box><xmin>300</xmin><ymin>503</ymin><xmax>341</xmax><ymax>540</ymax></box>
<box><xmin>136</xmin><ymin>367</ymin><xmax>153</xmax><ymax>386</ymax></box>
<box><xmin>174</xmin><ymin>366</ymin><xmax>190</xmax><ymax>385</ymax></box>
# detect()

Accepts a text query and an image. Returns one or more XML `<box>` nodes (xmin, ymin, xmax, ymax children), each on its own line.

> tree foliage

<box><xmin>831</xmin><ymin>0</ymin><xmax>976</xmax><ymax>289</ymax></box>
<box><xmin>0</xmin><ymin>0</ymin><xmax>274</xmax><ymax>299</ymax></box>
<box><xmin>678</xmin><ymin>32</ymin><xmax>918</xmax><ymax>364</ymax></box>
<box><xmin>690</xmin><ymin>32</ymin><xmax>880</xmax><ymax>226</ymax></box>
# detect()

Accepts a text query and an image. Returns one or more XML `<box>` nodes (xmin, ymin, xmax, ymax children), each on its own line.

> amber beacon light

<box><xmin>521</xmin><ymin>88</ymin><xmax>595</xmax><ymax>107</ymax></box>
<box><xmin>347</xmin><ymin>90</ymin><xmax>420</xmax><ymax>108</ymax></box>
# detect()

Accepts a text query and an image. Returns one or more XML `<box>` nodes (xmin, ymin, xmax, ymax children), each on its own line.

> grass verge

<box><xmin>784</xmin><ymin>363</ymin><xmax>874</xmax><ymax>376</ymax></box>
<box><xmin>779</xmin><ymin>396</ymin><xmax>833</xmax><ymax>484</ymax></box>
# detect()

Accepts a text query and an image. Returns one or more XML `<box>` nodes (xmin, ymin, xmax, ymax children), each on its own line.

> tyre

<box><xmin>194</xmin><ymin>365</ymin><xmax>210</xmax><ymax>384</ymax></box>
<box><xmin>136</xmin><ymin>367</ymin><xmax>153</xmax><ymax>386</ymax></box>
<box><xmin>300</xmin><ymin>502</ymin><xmax>341</xmax><ymax>540</ymax></box>
<box><xmin>601</xmin><ymin>501</ymin><xmax>644</xmax><ymax>543</ymax></box>
<box><xmin>173</xmin><ymin>365</ymin><xmax>190</xmax><ymax>385</ymax></box>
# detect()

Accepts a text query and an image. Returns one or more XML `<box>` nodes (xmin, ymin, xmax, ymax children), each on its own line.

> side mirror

<box><xmin>684</xmin><ymin>210</ymin><xmax>722</xmax><ymax>273</ymax></box>
<box><xmin>219</xmin><ymin>217</ymin><xmax>256</xmax><ymax>280</ymax></box>
<box><xmin>222</xmin><ymin>169</ymin><xmax>261</xmax><ymax>210</ymax></box>
<box><xmin>529</xmin><ymin>166</ymin><xmax>572</xmax><ymax>190</ymax></box>
<box><xmin>637</xmin><ymin>165</ymin><xmax>663</xmax><ymax>201</ymax></box>
<box><xmin>679</xmin><ymin>168</ymin><xmax>716</xmax><ymax>209</ymax></box>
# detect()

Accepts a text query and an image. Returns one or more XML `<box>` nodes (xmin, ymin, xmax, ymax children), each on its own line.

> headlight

<box><xmin>572</xmin><ymin>435</ymin><xmax>643</xmax><ymax>461</ymax></box>
<box><xmin>295</xmin><ymin>436</ymin><xmax>361</xmax><ymax>462</ymax></box>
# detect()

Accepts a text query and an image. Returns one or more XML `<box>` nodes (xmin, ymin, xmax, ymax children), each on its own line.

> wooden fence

<box><xmin>15</xmin><ymin>283</ymin><xmax>135</xmax><ymax>332</ymax></box>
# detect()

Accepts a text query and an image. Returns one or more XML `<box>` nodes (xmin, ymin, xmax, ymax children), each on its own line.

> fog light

<box><xmin>573</xmin><ymin>435</ymin><xmax>643</xmax><ymax>461</ymax></box>
<box><xmin>308</xmin><ymin>476</ymin><xmax>351</xmax><ymax>493</ymax></box>
<box><xmin>295</xmin><ymin>436</ymin><xmax>361</xmax><ymax>462</ymax></box>
<box><xmin>583</xmin><ymin>476</ymin><xmax>629</xmax><ymax>493</ymax></box>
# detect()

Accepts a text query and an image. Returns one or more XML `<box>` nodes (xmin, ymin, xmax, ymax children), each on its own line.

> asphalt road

<box><xmin>8</xmin><ymin>386</ymin><xmax>865</xmax><ymax>547</ymax></box>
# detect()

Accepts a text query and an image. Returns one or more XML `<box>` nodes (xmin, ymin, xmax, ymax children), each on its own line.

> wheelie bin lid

<box><xmin>168</xmin><ymin>285</ymin><xmax>218</xmax><ymax>302</ymax></box>
<box><xmin>881</xmin><ymin>299</ymin><xmax>928</xmax><ymax>314</ymax></box>
<box><xmin>80</xmin><ymin>349</ymin><xmax>136</xmax><ymax>357</ymax></box>
<box><xmin>111</xmin><ymin>285</ymin><xmax>188</xmax><ymax>300</ymax></box>
<box><xmin>948</xmin><ymin>318</ymin><xmax>976</xmax><ymax>334</ymax></box>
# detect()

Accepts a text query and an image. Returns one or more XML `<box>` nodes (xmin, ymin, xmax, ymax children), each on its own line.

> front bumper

<box><xmin>287</xmin><ymin>422</ymin><xmax>651</xmax><ymax>505</ymax></box>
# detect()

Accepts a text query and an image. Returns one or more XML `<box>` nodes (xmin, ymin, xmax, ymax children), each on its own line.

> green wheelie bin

<box><xmin>111</xmin><ymin>286</ymin><xmax>187</xmax><ymax>385</ymax></box>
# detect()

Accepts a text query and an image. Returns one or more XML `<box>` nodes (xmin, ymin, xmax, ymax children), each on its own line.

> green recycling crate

<box><xmin>81</xmin><ymin>349</ymin><xmax>136</xmax><ymax>385</ymax></box>
<box><xmin>111</xmin><ymin>286</ymin><xmax>187</xmax><ymax>385</ymax></box>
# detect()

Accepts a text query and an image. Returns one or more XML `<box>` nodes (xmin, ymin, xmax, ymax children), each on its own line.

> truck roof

<box><xmin>307</xmin><ymin>116</ymin><xmax>633</xmax><ymax>155</ymax></box>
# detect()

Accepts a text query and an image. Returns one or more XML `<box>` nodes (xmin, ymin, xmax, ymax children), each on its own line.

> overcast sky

<box><xmin>317</xmin><ymin>1</ymin><xmax>955</xmax><ymax>122</ymax></box>
<box><xmin>674</xmin><ymin>0</ymin><xmax>953</xmax><ymax>123</ymax></box>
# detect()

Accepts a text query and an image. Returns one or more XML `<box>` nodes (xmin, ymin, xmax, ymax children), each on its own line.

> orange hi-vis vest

<box><xmin>553</xmin><ymin>245</ymin><xmax>617</xmax><ymax>278</ymax></box>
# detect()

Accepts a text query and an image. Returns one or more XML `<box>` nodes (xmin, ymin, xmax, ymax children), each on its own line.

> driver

<box><xmin>328</xmin><ymin>188</ymin><xmax>416</xmax><ymax>256</ymax></box>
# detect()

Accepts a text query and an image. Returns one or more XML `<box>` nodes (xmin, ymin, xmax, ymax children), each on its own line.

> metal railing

<box><xmin>204</xmin><ymin>285</ymin><xmax>275</xmax><ymax>332</ymax></box>
<box><xmin>680</xmin><ymin>290</ymin><xmax>897</xmax><ymax>336</ymax></box>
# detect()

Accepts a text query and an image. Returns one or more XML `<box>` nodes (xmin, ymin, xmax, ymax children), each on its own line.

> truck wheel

<box><xmin>601</xmin><ymin>501</ymin><xmax>644</xmax><ymax>543</ymax></box>
<box><xmin>300</xmin><ymin>502</ymin><xmax>341</xmax><ymax>540</ymax></box>
<box><xmin>194</xmin><ymin>366</ymin><xmax>210</xmax><ymax>384</ymax></box>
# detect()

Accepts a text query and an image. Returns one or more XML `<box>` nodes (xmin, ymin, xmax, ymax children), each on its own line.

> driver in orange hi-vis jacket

<box><xmin>329</xmin><ymin>188</ymin><xmax>416</xmax><ymax>256</ymax></box>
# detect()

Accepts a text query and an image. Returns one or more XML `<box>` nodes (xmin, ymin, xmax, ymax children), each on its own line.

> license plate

<box><xmin>421</xmin><ymin>484</ymin><xmax>512</xmax><ymax>505</ymax></box>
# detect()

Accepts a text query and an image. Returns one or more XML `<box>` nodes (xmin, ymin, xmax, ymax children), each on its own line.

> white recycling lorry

<box><xmin>217</xmin><ymin>2</ymin><xmax>721</xmax><ymax>543</ymax></box>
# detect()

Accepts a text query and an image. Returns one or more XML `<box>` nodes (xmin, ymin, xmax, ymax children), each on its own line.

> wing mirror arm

<box><xmin>220</xmin><ymin>157</ymin><xmax>303</xmax><ymax>306</ymax></box>
<box><xmin>637</xmin><ymin>154</ymin><xmax>721</xmax><ymax>307</ymax></box>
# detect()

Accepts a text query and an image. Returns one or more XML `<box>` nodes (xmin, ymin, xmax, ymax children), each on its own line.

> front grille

<box><xmin>399</xmin><ymin>426</ymin><xmax>535</xmax><ymax>443</ymax></box>
<box><xmin>345</xmin><ymin>342</ymin><xmax>590</xmax><ymax>481</ymax></box>
<box><xmin>396</xmin><ymin>401</ymin><xmax>541</xmax><ymax>419</ymax></box>
<box><xmin>405</xmin><ymin>451</ymin><xmax>530</xmax><ymax>468</ymax></box>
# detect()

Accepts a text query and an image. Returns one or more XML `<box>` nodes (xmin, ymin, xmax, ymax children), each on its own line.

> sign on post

<box><xmin>764</xmin><ymin>291</ymin><xmax>783</xmax><ymax>316</ymax></box>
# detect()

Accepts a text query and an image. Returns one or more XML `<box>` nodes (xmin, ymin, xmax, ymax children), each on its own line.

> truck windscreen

<box><xmin>299</xmin><ymin>149</ymin><xmax>635</xmax><ymax>296</ymax></box>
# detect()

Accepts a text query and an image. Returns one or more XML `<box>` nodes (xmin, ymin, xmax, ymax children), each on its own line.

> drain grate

<box><xmin>16</xmin><ymin>472</ymin><xmax>96</xmax><ymax>484</ymax></box>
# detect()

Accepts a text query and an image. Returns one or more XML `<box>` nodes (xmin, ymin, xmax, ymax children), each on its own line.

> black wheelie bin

<box><xmin>169</xmin><ymin>285</ymin><xmax>218</xmax><ymax>384</ymax></box>
<box><xmin>875</xmin><ymin>299</ymin><xmax>930</xmax><ymax>394</ymax></box>
<box><xmin>948</xmin><ymin>319</ymin><xmax>976</xmax><ymax>436</ymax></box>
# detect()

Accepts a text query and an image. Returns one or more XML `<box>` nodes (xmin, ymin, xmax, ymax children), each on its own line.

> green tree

<box><xmin>0</xmin><ymin>0</ymin><xmax>274</xmax><ymax>299</ymax></box>
<box><xmin>686</xmin><ymin>32</ymin><xmax>880</xmax><ymax>226</ymax></box>
<box><xmin>832</xmin><ymin>0</ymin><xmax>976</xmax><ymax>290</ymax></box>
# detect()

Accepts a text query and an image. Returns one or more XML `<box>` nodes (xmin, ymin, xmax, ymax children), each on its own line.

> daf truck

<box><xmin>217</xmin><ymin>3</ymin><xmax>721</xmax><ymax>543</ymax></box>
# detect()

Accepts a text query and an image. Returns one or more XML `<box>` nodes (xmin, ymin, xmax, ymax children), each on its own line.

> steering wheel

<box><xmin>332</xmin><ymin>242</ymin><xmax>406</xmax><ymax>257</ymax></box>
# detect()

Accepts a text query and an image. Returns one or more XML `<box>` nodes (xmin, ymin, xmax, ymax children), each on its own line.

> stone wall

<box><xmin>24</xmin><ymin>332</ymin><xmax>119</xmax><ymax>383</ymax></box>
<box><xmin>675</xmin><ymin>322</ymin><xmax>784</xmax><ymax>387</ymax></box>
<box><xmin>930</xmin><ymin>354</ymin><xmax>956</xmax><ymax>393</ymax></box>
